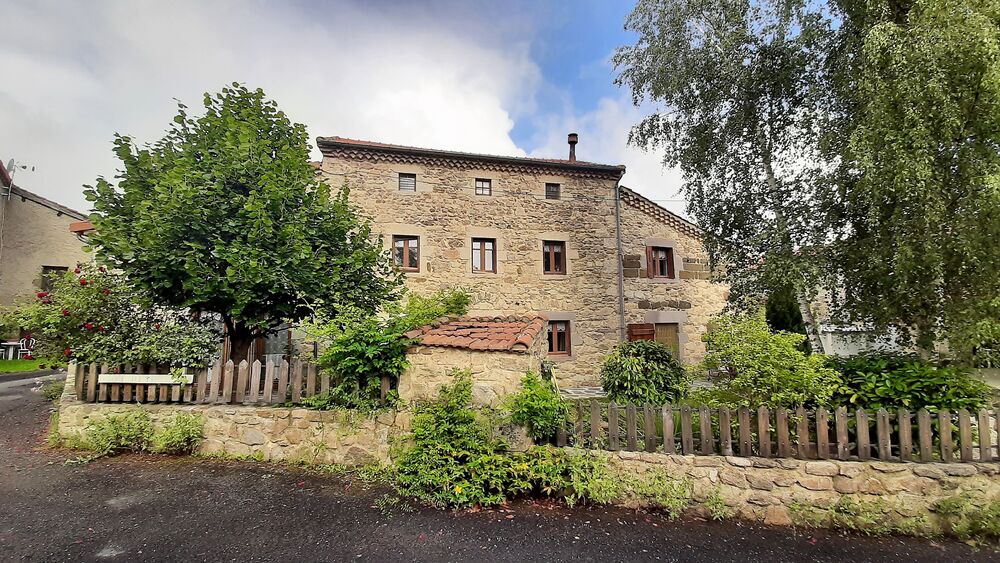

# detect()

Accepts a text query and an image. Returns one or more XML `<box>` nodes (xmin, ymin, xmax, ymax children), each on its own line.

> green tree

<box><xmin>616</xmin><ymin>0</ymin><xmax>1000</xmax><ymax>361</ymax></box>
<box><xmin>85</xmin><ymin>84</ymin><xmax>400</xmax><ymax>362</ymax></box>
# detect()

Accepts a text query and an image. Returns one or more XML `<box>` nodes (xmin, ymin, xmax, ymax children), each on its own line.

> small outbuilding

<box><xmin>400</xmin><ymin>315</ymin><xmax>548</xmax><ymax>405</ymax></box>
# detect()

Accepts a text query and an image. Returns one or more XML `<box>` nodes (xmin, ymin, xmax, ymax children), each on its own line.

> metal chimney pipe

<box><xmin>567</xmin><ymin>133</ymin><xmax>578</xmax><ymax>162</ymax></box>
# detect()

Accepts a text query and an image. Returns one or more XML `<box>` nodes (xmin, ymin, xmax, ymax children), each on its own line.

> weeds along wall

<box><xmin>58</xmin><ymin>401</ymin><xmax>408</xmax><ymax>466</ymax></box>
<box><xmin>605</xmin><ymin>449</ymin><xmax>1000</xmax><ymax>531</ymax></box>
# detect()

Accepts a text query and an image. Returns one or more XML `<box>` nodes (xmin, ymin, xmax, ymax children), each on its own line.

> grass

<box><xmin>0</xmin><ymin>359</ymin><xmax>54</xmax><ymax>374</ymax></box>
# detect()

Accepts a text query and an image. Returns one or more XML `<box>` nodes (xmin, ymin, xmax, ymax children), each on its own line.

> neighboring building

<box><xmin>0</xmin><ymin>160</ymin><xmax>91</xmax><ymax>308</ymax></box>
<box><xmin>318</xmin><ymin>135</ymin><xmax>728</xmax><ymax>388</ymax></box>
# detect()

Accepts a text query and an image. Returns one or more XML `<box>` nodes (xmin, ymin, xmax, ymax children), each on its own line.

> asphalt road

<box><xmin>0</xmin><ymin>377</ymin><xmax>993</xmax><ymax>562</ymax></box>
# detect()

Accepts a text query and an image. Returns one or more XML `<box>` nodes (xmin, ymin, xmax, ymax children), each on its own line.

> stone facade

<box><xmin>319</xmin><ymin>137</ymin><xmax>729</xmax><ymax>387</ymax></box>
<box><xmin>58</xmin><ymin>400</ymin><xmax>405</xmax><ymax>466</ymax></box>
<box><xmin>401</xmin><ymin>336</ymin><xmax>546</xmax><ymax>406</ymax></box>
<box><xmin>0</xmin><ymin>186</ymin><xmax>90</xmax><ymax>311</ymax></box>
<box><xmin>607</xmin><ymin>450</ymin><xmax>1000</xmax><ymax>528</ymax></box>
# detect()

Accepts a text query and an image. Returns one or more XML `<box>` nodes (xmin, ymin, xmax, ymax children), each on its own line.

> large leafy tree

<box><xmin>616</xmin><ymin>0</ymin><xmax>1000</xmax><ymax>361</ymax></box>
<box><xmin>86</xmin><ymin>83</ymin><xmax>400</xmax><ymax>363</ymax></box>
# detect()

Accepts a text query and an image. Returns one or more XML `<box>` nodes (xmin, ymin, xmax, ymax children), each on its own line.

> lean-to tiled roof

<box><xmin>404</xmin><ymin>315</ymin><xmax>548</xmax><ymax>353</ymax></box>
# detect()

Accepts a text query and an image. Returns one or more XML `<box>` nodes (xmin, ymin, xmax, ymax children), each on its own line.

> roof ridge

<box><xmin>619</xmin><ymin>185</ymin><xmax>701</xmax><ymax>238</ymax></box>
<box><xmin>8</xmin><ymin>185</ymin><xmax>87</xmax><ymax>220</ymax></box>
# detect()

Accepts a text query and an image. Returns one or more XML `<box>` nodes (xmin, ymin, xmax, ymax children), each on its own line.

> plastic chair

<box><xmin>17</xmin><ymin>338</ymin><xmax>35</xmax><ymax>359</ymax></box>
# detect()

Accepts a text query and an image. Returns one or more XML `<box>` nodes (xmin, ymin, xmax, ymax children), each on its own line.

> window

<box><xmin>542</xmin><ymin>241</ymin><xmax>566</xmax><ymax>275</ymax></box>
<box><xmin>392</xmin><ymin>236</ymin><xmax>420</xmax><ymax>272</ymax></box>
<box><xmin>471</xmin><ymin>238</ymin><xmax>496</xmax><ymax>273</ymax></box>
<box><xmin>40</xmin><ymin>266</ymin><xmax>68</xmax><ymax>292</ymax></box>
<box><xmin>647</xmin><ymin>246</ymin><xmax>675</xmax><ymax>278</ymax></box>
<box><xmin>545</xmin><ymin>183</ymin><xmax>561</xmax><ymax>200</ymax></box>
<box><xmin>398</xmin><ymin>173</ymin><xmax>416</xmax><ymax>192</ymax></box>
<box><xmin>475</xmin><ymin>178</ymin><xmax>492</xmax><ymax>196</ymax></box>
<box><xmin>547</xmin><ymin>321</ymin><xmax>571</xmax><ymax>355</ymax></box>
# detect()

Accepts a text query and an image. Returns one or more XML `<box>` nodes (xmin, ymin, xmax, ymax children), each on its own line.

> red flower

<box><xmin>83</xmin><ymin>322</ymin><xmax>94</xmax><ymax>330</ymax></box>
<box><xmin>36</xmin><ymin>291</ymin><xmax>49</xmax><ymax>299</ymax></box>
<box><xmin>41</xmin><ymin>298</ymin><xmax>52</xmax><ymax>304</ymax></box>
<box><xmin>61</xmin><ymin>309</ymin><xmax>71</xmax><ymax>316</ymax></box>
<box><xmin>74</xmin><ymin>268</ymin><xmax>81</xmax><ymax>274</ymax></box>
<box><xmin>154</xmin><ymin>323</ymin><xmax>161</xmax><ymax>330</ymax></box>
<box><xmin>24</xmin><ymin>354</ymin><xmax>33</xmax><ymax>360</ymax></box>
<box><xmin>102</xmin><ymin>289</ymin><xmax>111</xmax><ymax>296</ymax></box>
<box><xmin>79</xmin><ymin>279</ymin><xmax>88</xmax><ymax>286</ymax></box>
<box><xmin>63</xmin><ymin>348</ymin><xmax>72</xmax><ymax>356</ymax></box>
<box><xmin>97</xmin><ymin>325</ymin><xmax>105</xmax><ymax>332</ymax></box>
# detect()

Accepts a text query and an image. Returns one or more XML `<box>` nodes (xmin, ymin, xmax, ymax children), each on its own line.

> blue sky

<box><xmin>1</xmin><ymin>0</ymin><xmax>684</xmax><ymax>215</ymax></box>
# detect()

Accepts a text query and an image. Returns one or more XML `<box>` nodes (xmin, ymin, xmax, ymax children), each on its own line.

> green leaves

<box><xmin>502</xmin><ymin>372</ymin><xmax>570</xmax><ymax>442</ymax></box>
<box><xmin>600</xmin><ymin>340</ymin><xmax>689</xmax><ymax>405</ymax></box>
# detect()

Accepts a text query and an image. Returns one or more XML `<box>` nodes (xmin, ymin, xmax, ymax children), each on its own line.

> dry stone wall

<box><xmin>58</xmin><ymin>401</ymin><xmax>407</xmax><ymax>466</ymax></box>
<box><xmin>607</xmin><ymin>450</ymin><xmax>1000</xmax><ymax>527</ymax></box>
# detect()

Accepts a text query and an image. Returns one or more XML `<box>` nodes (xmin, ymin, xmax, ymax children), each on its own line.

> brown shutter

<box><xmin>627</xmin><ymin>323</ymin><xmax>655</xmax><ymax>341</ymax></box>
<box><xmin>645</xmin><ymin>246</ymin><xmax>655</xmax><ymax>278</ymax></box>
<box><xmin>666</xmin><ymin>247</ymin><xmax>676</xmax><ymax>279</ymax></box>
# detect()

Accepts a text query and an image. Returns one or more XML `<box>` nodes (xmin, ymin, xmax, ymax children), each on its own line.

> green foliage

<box><xmin>600</xmin><ymin>340</ymin><xmax>688</xmax><ymax>405</ymax></box>
<box><xmin>151</xmin><ymin>413</ymin><xmax>205</xmax><ymax>455</ymax></box>
<box><xmin>393</xmin><ymin>369</ymin><xmax>617</xmax><ymax>509</ymax></box>
<box><xmin>81</xmin><ymin>409</ymin><xmax>154</xmax><ymax>457</ymax></box>
<box><xmin>40</xmin><ymin>381</ymin><xmax>65</xmax><ymax>402</ymax></box>
<box><xmin>933</xmin><ymin>495</ymin><xmax>1000</xmax><ymax>543</ymax></box>
<box><xmin>85</xmin><ymin>83</ymin><xmax>401</xmax><ymax>359</ymax></box>
<box><xmin>309</xmin><ymin>288</ymin><xmax>469</xmax><ymax>408</ymax></box>
<box><xmin>704</xmin><ymin>487</ymin><xmax>731</xmax><ymax>521</ymax></box>
<box><xmin>3</xmin><ymin>264</ymin><xmax>218</xmax><ymax>366</ymax></box>
<box><xmin>765</xmin><ymin>284</ymin><xmax>810</xmax><ymax>354</ymax></box>
<box><xmin>502</xmin><ymin>371</ymin><xmax>569</xmax><ymax>442</ymax></box>
<box><xmin>615</xmin><ymin>0</ymin><xmax>1000</xmax><ymax>363</ymax></box>
<box><xmin>828</xmin><ymin>354</ymin><xmax>993</xmax><ymax>411</ymax></box>
<box><xmin>627</xmin><ymin>471</ymin><xmax>692</xmax><ymax>519</ymax></box>
<box><xmin>695</xmin><ymin>313</ymin><xmax>838</xmax><ymax>408</ymax></box>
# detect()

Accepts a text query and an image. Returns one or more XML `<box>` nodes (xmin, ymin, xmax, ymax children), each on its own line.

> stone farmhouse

<box><xmin>317</xmin><ymin>134</ymin><xmax>728</xmax><ymax>388</ymax></box>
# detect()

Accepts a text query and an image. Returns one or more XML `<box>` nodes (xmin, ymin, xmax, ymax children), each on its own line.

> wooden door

<box><xmin>654</xmin><ymin>323</ymin><xmax>680</xmax><ymax>357</ymax></box>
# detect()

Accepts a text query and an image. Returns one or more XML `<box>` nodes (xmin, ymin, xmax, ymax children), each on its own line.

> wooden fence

<box><xmin>70</xmin><ymin>359</ymin><xmax>333</xmax><ymax>406</ymax></box>
<box><xmin>556</xmin><ymin>401</ymin><xmax>1000</xmax><ymax>464</ymax></box>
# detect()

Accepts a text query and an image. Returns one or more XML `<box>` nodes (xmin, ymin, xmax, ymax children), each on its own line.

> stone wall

<box><xmin>324</xmin><ymin>155</ymin><xmax>620</xmax><ymax>388</ymax></box>
<box><xmin>0</xmin><ymin>188</ymin><xmax>90</xmax><ymax>309</ymax></box>
<box><xmin>618</xmin><ymin>197</ymin><xmax>729</xmax><ymax>364</ymax></box>
<box><xmin>607</xmin><ymin>450</ymin><xmax>1000</xmax><ymax>527</ymax></box>
<box><xmin>58</xmin><ymin>401</ymin><xmax>407</xmax><ymax>466</ymax></box>
<box><xmin>400</xmin><ymin>339</ymin><xmax>546</xmax><ymax>406</ymax></box>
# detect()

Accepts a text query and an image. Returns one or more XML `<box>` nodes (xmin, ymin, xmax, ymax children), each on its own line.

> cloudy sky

<box><xmin>1</xmin><ymin>0</ymin><xmax>686</xmax><ymax>216</ymax></box>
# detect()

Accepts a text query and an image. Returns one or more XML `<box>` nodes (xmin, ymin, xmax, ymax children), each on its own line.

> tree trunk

<box><xmin>226</xmin><ymin>319</ymin><xmax>256</xmax><ymax>366</ymax></box>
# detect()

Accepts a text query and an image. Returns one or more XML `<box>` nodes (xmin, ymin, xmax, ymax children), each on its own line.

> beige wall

<box><xmin>323</xmin><ymin>154</ymin><xmax>728</xmax><ymax>386</ymax></box>
<box><xmin>0</xmin><ymin>191</ymin><xmax>90</xmax><ymax>307</ymax></box>
<box><xmin>619</xmin><ymin>202</ymin><xmax>729</xmax><ymax>364</ymax></box>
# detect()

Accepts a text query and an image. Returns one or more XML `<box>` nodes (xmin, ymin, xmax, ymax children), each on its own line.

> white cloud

<box><xmin>0</xmin><ymin>0</ymin><xmax>688</xmax><ymax>218</ymax></box>
<box><xmin>527</xmin><ymin>95</ymin><xmax>688</xmax><ymax>218</ymax></box>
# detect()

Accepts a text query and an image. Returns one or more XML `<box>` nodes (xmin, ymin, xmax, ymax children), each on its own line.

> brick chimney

<box><xmin>567</xmin><ymin>133</ymin><xmax>578</xmax><ymax>162</ymax></box>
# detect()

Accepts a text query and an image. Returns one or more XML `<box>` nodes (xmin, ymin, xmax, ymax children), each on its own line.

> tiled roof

<box><xmin>404</xmin><ymin>315</ymin><xmax>548</xmax><ymax>353</ymax></box>
<box><xmin>619</xmin><ymin>185</ymin><xmax>702</xmax><ymax>239</ymax></box>
<box><xmin>317</xmin><ymin>136</ymin><xmax>625</xmax><ymax>180</ymax></box>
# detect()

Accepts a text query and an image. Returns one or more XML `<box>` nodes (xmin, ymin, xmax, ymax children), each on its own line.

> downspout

<box><xmin>615</xmin><ymin>181</ymin><xmax>626</xmax><ymax>341</ymax></box>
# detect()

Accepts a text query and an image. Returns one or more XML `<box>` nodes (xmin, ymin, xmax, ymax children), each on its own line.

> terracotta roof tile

<box><xmin>408</xmin><ymin>314</ymin><xmax>549</xmax><ymax>354</ymax></box>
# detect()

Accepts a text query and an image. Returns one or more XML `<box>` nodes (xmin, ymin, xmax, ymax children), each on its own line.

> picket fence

<box><xmin>556</xmin><ymin>401</ymin><xmax>1000</xmax><ymax>464</ymax></box>
<box><xmin>70</xmin><ymin>359</ymin><xmax>338</xmax><ymax>406</ymax></box>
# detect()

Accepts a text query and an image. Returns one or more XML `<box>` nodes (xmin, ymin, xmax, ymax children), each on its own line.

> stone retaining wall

<box><xmin>608</xmin><ymin>450</ymin><xmax>1000</xmax><ymax>527</ymax></box>
<box><xmin>58</xmin><ymin>401</ymin><xmax>408</xmax><ymax>466</ymax></box>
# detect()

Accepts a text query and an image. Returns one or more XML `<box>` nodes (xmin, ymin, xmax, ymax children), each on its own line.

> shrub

<box><xmin>393</xmin><ymin>369</ymin><xmax>617</xmax><ymax>509</ymax></box>
<box><xmin>503</xmin><ymin>371</ymin><xmax>569</xmax><ymax>442</ymax></box>
<box><xmin>695</xmin><ymin>313</ymin><xmax>839</xmax><ymax>408</ymax></box>
<box><xmin>309</xmin><ymin>288</ymin><xmax>470</xmax><ymax>408</ymax></box>
<box><xmin>81</xmin><ymin>409</ymin><xmax>153</xmax><ymax>456</ymax></box>
<box><xmin>3</xmin><ymin>263</ymin><xmax>218</xmax><ymax>366</ymax></box>
<box><xmin>151</xmin><ymin>413</ymin><xmax>205</xmax><ymax>454</ymax></box>
<box><xmin>40</xmin><ymin>381</ymin><xmax>65</xmax><ymax>402</ymax></box>
<box><xmin>933</xmin><ymin>494</ymin><xmax>1000</xmax><ymax>542</ymax></box>
<box><xmin>828</xmin><ymin>354</ymin><xmax>993</xmax><ymax>411</ymax></box>
<box><xmin>600</xmin><ymin>340</ymin><xmax>688</xmax><ymax>405</ymax></box>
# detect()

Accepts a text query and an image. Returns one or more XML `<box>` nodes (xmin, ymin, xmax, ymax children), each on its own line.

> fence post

<box><xmin>644</xmin><ymin>405</ymin><xmax>657</xmax><ymax>453</ymax></box>
<box><xmin>662</xmin><ymin>405</ymin><xmax>675</xmax><ymax>454</ymax></box>
<box><xmin>978</xmin><ymin>410</ymin><xmax>992</xmax><ymax>462</ymax></box>
<box><xmin>876</xmin><ymin>409</ymin><xmax>891</xmax><ymax>461</ymax></box>
<box><xmin>816</xmin><ymin>408</ymin><xmax>830</xmax><ymax>460</ymax></box>
<box><xmin>626</xmin><ymin>404</ymin><xmax>638</xmax><ymax>451</ymax></box>
<box><xmin>835</xmin><ymin>406</ymin><xmax>849</xmax><ymax>460</ymax></box>
<box><xmin>795</xmin><ymin>406</ymin><xmax>810</xmax><ymax>459</ymax></box>
<box><xmin>86</xmin><ymin>363</ymin><xmax>98</xmax><ymax>402</ymax></box>
<box><xmin>276</xmin><ymin>359</ymin><xmax>289</xmax><ymax>404</ymax></box>
<box><xmin>958</xmin><ymin>409</ymin><xmax>973</xmax><ymax>462</ymax></box>
<box><xmin>591</xmin><ymin>400</ymin><xmax>602</xmax><ymax>449</ymax></box>
<box><xmin>290</xmin><ymin>359</ymin><xmax>303</xmax><ymax>403</ymax></box>
<box><xmin>220</xmin><ymin>360</ymin><xmax>235</xmax><ymax>404</ymax></box>
<box><xmin>609</xmin><ymin>403</ymin><xmax>620</xmax><ymax>451</ymax></box>
<box><xmin>575</xmin><ymin>401</ymin><xmax>585</xmax><ymax>446</ymax></box>
<box><xmin>757</xmin><ymin>406</ymin><xmax>771</xmax><ymax>458</ymax></box>
<box><xmin>775</xmin><ymin>408</ymin><xmax>790</xmax><ymax>457</ymax></box>
<box><xmin>898</xmin><ymin>409</ymin><xmax>912</xmax><ymax>462</ymax></box>
<box><xmin>917</xmin><ymin>409</ymin><xmax>933</xmax><ymax>462</ymax></box>
<box><xmin>719</xmin><ymin>408</ymin><xmax>733</xmax><ymax>456</ymax></box>
<box><xmin>856</xmin><ymin>409</ymin><xmax>870</xmax><ymax>461</ymax></box>
<box><xmin>939</xmin><ymin>410</ymin><xmax>953</xmax><ymax>462</ymax></box>
<box><xmin>738</xmin><ymin>408</ymin><xmax>751</xmax><ymax>457</ymax></box>
<box><xmin>123</xmin><ymin>364</ymin><xmax>134</xmax><ymax>402</ymax></box>
<box><xmin>699</xmin><ymin>406</ymin><xmax>713</xmax><ymax>455</ymax></box>
<box><xmin>681</xmin><ymin>405</ymin><xmax>694</xmax><ymax>454</ymax></box>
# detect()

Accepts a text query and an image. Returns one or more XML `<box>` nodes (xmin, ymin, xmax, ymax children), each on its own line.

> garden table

<box><xmin>0</xmin><ymin>342</ymin><xmax>20</xmax><ymax>360</ymax></box>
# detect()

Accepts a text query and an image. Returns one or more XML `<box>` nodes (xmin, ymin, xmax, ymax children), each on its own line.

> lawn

<box><xmin>0</xmin><ymin>359</ymin><xmax>53</xmax><ymax>374</ymax></box>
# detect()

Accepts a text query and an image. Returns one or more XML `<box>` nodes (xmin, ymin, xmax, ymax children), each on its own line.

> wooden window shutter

<box><xmin>627</xmin><ymin>323</ymin><xmax>655</xmax><ymax>341</ymax></box>
<box><xmin>645</xmin><ymin>246</ymin><xmax>655</xmax><ymax>278</ymax></box>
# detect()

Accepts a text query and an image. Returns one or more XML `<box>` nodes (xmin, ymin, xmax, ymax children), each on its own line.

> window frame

<box><xmin>392</xmin><ymin>235</ymin><xmax>420</xmax><ymax>272</ymax></box>
<box><xmin>547</xmin><ymin>320</ymin><xmax>571</xmax><ymax>356</ymax></box>
<box><xmin>542</xmin><ymin>240</ymin><xmax>566</xmax><ymax>275</ymax></box>
<box><xmin>398</xmin><ymin>172</ymin><xmax>417</xmax><ymax>192</ymax></box>
<box><xmin>648</xmin><ymin>246</ymin><xmax>676</xmax><ymax>279</ymax></box>
<box><xmin>474</xmin><ymin>178</ymin><xmax>492</xmax><ymax>196</ymax></box>
<box><xmin>545</xmin><ymin>182</ymin><xmax>561</xmax><ymax>200</ymax></box>
<box><xmin>471</xmin><ymin>237</ymin><xmax>497</xmax><ymax>273</ymax></box>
